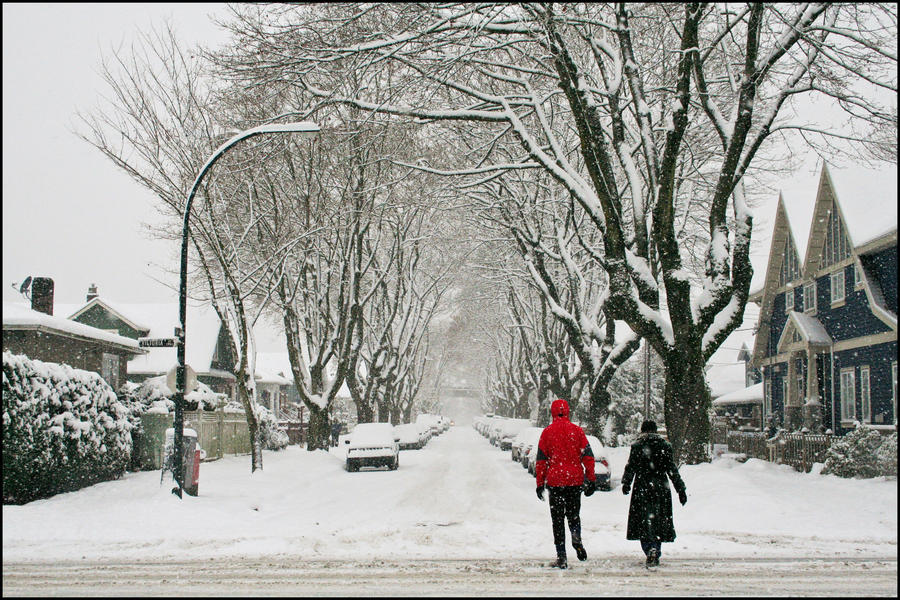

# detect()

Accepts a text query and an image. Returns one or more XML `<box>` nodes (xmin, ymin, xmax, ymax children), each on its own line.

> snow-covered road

<box><xmin>3</xmin><ymin>425</ymin><xmax>897</xmax><ymax>595</ymax></box>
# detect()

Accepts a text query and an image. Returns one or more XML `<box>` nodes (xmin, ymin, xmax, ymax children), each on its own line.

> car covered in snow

<box><xmin>511</xmin><ymin>426</ymin><xmax>542</xmax><ymax>462</ymax></box>
<box><xmin>344</xmin><ymin>423</ymin><xmax>399</xmax><ymax>471</ymax></box>
<box><xmin>394</xmin><ymin>423</ymin><xmax>425</xmax><ymax>450</ymax></box>
<box><xmin>497</xmin><ymin>418</ymin><xmax>531</xmax><ymax>451</ymax></box>
<box><xmin>585</xmin><ymin>435</ymin><xmax>612</xmax><ymax>491</ymax></box>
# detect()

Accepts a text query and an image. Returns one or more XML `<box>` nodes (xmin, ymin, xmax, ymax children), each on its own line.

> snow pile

<box><xmin>822</xmin><ymin>424</ymin><xmax>897</xmax><ymax>478</ymax></box>
<box><xmin>2</xmin><ymin>351</ymin><xmax>132</xmax><ymax>504</ymax></box>
<box><xmin>255</xmin><ymin>404</ymin><xmax>289</xmax><ymax>451</ymax></box>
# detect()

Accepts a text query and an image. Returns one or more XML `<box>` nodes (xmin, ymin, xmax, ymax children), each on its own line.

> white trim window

<box><xmin>765</xmin><ymin>379</ymin><xmax>773</xmax><ymax>414</ymax></box>
<box><xmin>860</xmin><ymin>366</ymin><xmax>871</xmax><ymax>422</ymax></box>
<box><xmin>782</xmin><ymin>377</ymin><xmax>789</xmax><ymax>408</ymax></box>
<box><xmin>785</xmin><ymin>287</ymin><xmax>794</xmax><ymax>313</ymax></box>
<box><xmin>840</xmin><ymin>368</ymin><xmax>856</xmax><ymax>421</ymax></box>
<box><xmin>854</xmin><ymin>263</ymin><xmax>864</xmax><ymax>288</ymax></box>
<box><xmin>803</xmin><ymin>282</ymin><xmax>817</xmax><ymax>313</ymax></box>
<box><xmin>830</xmin><ymin>270</ymin><xmax>845</xmax><ymax>304</ymax></box>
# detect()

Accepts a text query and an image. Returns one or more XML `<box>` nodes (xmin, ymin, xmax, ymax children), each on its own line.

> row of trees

<box><xmin>82</xmin><ymin>3</ymin><xmax>896</xmax><ymax>467</ymax></box>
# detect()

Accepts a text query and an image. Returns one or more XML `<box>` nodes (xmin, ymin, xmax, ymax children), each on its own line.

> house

<box><xmin>749</xmin><ymin>163</ymin><xmax>897</xmax><ymax>434</ymax></box>
<box><xmin>2</xmin><ymin>279</ymin><xmax>145</xmax><ymax>389</ymax></box>
<box><xmin>61</xmin><ymin>287</ymin><xmax>237</xmax><ymax>401</ymax></box>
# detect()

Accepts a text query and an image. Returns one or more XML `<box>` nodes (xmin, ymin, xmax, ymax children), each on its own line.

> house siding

<box><xmin>866</xmin><ymin>246</ymin><xmax>897</xmax><ymax>313</ymax></box>
<box><xmin>766</xmin><ymin>293</ymin><xmax>790</xmax><ymax>357</ymax></box>
<box><xmin>815</xmin><ymin>264</ymin><xmax>891</xmax><ymax>341</ymax></box>
<box><xmin>72</xmin><ymin>304</ymin><xmax>146</xmax><ymax>339</ymax></box>
<box><xmin>830</xmin><ymin>341</ymin><xmax>897</xmax><ymax>433</ymax></box>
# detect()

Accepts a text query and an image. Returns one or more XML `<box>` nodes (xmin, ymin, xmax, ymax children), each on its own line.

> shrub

<box><xmin>2</xmin><ymin>351</ymin><xmax>132</xmax><ymax>504</ymax></box>
<box><xmin>876</xmin><ymin>432</ymin><xmax>897</xmax><ymax>477</ymax></box>
<box><xmin>256</xmin><ymin>404</ymin><xmax>289</xmax><ymax>451</ymax></box>
<box><xmin>822</xmin><ymin>423</ymin><xmax>892</xmax><ymax>479</ymax></box>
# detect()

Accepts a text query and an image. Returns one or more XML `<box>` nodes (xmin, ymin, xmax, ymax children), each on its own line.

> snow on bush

<box><xmin>822</xmin><ymin>423</ymin><xmax>896</xmax><ymax>479</ymax></box>
<box><xmin>2</xmin><ymin>351</ymin><xmax>132</xmax><ymax>504</ymax></box>
<box><xmin>255</xmin><ymin>404</ymin><xmax>289</xmax><ymax>451</ymax></box>
<box><xmin>117</xmin><ymin>375</ymin><xmax>225</xmax><ymax>415</ymax></box>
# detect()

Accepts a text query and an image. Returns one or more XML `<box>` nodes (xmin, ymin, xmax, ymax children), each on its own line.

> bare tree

<box><xmin>217</xmin><ymin>3</ymin><xmax>897</xmax><ymax>462</ymax></box>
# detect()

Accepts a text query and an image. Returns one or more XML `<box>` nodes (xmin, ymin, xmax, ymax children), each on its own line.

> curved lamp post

<box><xmin>172</xmin><ymin>122</ymin><xmax>319</xmax><ymax>498</ymax></box>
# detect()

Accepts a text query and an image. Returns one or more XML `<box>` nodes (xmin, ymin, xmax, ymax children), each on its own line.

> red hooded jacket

<box><xmin>535</xmin><ymin>399</ymin><xmax>595</xmax><ymax>488</ymax></box>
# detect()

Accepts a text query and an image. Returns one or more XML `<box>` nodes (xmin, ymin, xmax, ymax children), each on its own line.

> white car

<box><xmin>511</xmin><ymin>426</ymin><xmax>542</xmax><ymax>461</ymax></box>
<box><xmin>394</xmin><ymin>423</ymin><xmax>424</xmax><ymax>450</ymax></box>
<box><xmin>585</xmin><ymin>435</ymin><xmax>612</xmax><ymax>491</ymax></box>
<box><xmin>344</xmin><ymin>423</ymin><xmax>399</xmax><ymax>471</ymax></box>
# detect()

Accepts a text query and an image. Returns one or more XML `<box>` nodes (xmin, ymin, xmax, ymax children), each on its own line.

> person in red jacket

<box><xmin>535</xmin><ymin>398</ymin><xmax>597</xmax><ymax>569</ymax></box>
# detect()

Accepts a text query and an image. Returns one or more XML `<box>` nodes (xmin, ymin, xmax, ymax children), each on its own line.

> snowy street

<box><xmin>3</xmin><ymin>426</ymin><xmax>897</xmax><ymax>595</ymax></box>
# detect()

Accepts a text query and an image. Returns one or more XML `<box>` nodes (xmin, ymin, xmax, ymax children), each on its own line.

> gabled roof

<box><xmin>825</xmin><ymin>163</ymin><xmax>898</xmax><ymax>249</ymax></box>
<box><xmin>64</xmin><ymin>298</ymin><xmax>151</xmax><ymax>333</ymax></box>
<box><xmin>2</xmin><ymin>302</ymin><xmax>145</xmax><ymax>355</ymax></box>
<box><xmin>777</xmin><ymin>312</ymin><xmax>832</xmax><ymax>353</ymax></box>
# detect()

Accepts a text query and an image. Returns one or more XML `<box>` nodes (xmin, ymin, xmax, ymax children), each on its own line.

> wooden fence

<box><xmin>725</xmin><ymin>430</ymin><xmax>834</xmax><ymax>473</ymax></box>
<box><xmin>135</xmin><ymin>409</ymin><xmax>251</xmax><ymax>470</ymax></box>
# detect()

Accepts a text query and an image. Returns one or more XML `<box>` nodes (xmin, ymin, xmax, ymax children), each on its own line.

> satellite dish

<box><xmin>19</xmin><ymin>276</ymin><xmax>32</xmax><ymax>296</ymax></box>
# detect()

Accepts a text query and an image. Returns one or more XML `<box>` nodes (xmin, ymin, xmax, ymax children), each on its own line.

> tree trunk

<box><xmin>235</xmin><ymin>372</ymin><xmax>263</xmax><ymax>472</ymax></box>
<box><xmin>662</xmin><ymin>344</ymin><xmax>711</xmax><ymax>465</ymax></box>
<box><xmin>376</xmin><ymin>398</ymin><xmax>391</xmax><ymax>423</ymax></box>
<box><xmin>354</xmin><ymin>399</ymin><xmax>375</xmax><ymax>424</ymax></box>
<box><xmin>585</xmin><ymin>385</ymin><xmax>611</xmax><ymax>438</ymax></box>
<box><xmin>306</xmin><ymin>404</ymin><xmax>331</xmax><ymax>451</ymax></box>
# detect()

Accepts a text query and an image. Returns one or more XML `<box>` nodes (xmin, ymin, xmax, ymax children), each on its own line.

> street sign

<box><xmin>139</xmin><ymin>337</ymin><xmax>176</xmax><ymax>347</ymax></box>
<box><xmin>167</xmin><ymin>364</ymin><xmax>198</xmax><ymax>393</ymax></box>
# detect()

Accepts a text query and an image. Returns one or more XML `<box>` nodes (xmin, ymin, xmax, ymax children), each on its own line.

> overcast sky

<box><xmin>2</xmin><ymin>3</ymin><xmax>231</xmax><ymax>309</ymax></box>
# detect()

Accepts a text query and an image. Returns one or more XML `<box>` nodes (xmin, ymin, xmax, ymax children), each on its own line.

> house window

<box><xmin>796</xmin><ymin>358</ymin><xmax>805</xmax><ymax>401</ymax></box>
<box><xmin>785</xmin><ymin>288</ymin><xmax>794</xmax><ymax>313</ymax></box>
<box><xmin>860</xmin><ymin>366</ymin><xmax>871</xmax><ymax>423</ymax></box>
<box><xmin>840</xmin><ymin>368</ymin><xmax>856</xmax><ymax>421</ymax></box>
<box><xmin>782</xmin><ymin>377</ymin><xmax>789</xmax><ymax>408</ymax></box>
<box><xmin>779</xmin><ymin>236</ymin><xmax>801</xmax><ymax>286</ymax></box>
<box><xmin>765</xmin><ymin>379</ymin><xmax>772</xmax><ymax>414</ymax></box>
<box><xmin>101</xmin><ymin>353</ymin><xmax>120</xmax><ymax>389</ymax></box>
<box><xmin>854</xmin><ymin>264</ymin><xmax>864</xmax><ymax>288</ymax></box>
<box><xmin>822</xmin><ymin>207</ymin><xmax>851</xmax><ymax>267</ymax></box>
<box><xmin>830</xmin><ymin>270</ymin><xmax>845</xmax><ymax>304</ymax></box>
<box><xmin>803</xmin><ymin>282</ymin><xmax>816</xmax><ymax>313</ymax></box>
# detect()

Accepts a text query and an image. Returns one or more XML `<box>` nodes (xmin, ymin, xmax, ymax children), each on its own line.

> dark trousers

<box><xmin>640</xmin><ymin>539</ymin><xmax>662</xmax><ymax>557</ymax></box>
<box><xmin>548</xmin><ymin>486</ymin><xmax>582</xmax><ymax>555</ymax></box>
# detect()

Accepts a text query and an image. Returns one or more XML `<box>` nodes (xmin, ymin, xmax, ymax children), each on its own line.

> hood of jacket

<box><xmin>550</xmin><ymin>398</ymin><xmax>570</xmax><ymax>421</ymax></box>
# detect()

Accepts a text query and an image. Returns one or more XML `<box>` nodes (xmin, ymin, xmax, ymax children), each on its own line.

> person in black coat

<box><xmin>621</xmin><ymin>420</ymin><xmax>687</xmax><ymax>568</ymax></box>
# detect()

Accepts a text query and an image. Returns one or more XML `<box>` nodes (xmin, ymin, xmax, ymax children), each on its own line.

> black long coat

<box><xmin>622</xmin><ymin>433</ymin><xmax>686</xmax><ymax>542</ymax></box>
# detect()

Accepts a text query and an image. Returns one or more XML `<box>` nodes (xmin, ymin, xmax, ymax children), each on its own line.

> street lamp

<box><xmin>172</xmin><ymin>122</ymin><xmax>319</xmax><ymax>498</ymax></box>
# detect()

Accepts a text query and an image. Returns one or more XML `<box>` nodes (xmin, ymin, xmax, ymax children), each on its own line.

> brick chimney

<box><xmin>31</xmin><ymin>277</ymin><xmax>54</xmax><ymax>316</ymax></box>
<box><xmin>86</xmin><ymin>283</ymin><xmax>99</xmax><ymax>302</ymax></box>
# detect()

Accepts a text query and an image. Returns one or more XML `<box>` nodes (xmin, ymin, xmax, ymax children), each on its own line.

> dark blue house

<box><xmin>750</xmin><ymin>163</ymin><xmax>897</xmax><ymax>434</ymax></box>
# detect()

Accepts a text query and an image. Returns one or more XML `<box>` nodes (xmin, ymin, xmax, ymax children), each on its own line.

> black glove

<box><xmin>536</xmin><ymin>486</ymin><xmax>545</xmax><ymax>500</ymax></box>
<box><xmin>678</xmin><ymin>489</ymin><xmax>687</xmax><ymax>506</ymax></box>
<box><xmin>583</xmin><ymin>479</ymin><xmax>596</xmax><ymax>497</ymax></box>
<box><xmin>622</xmin><ymin>483</ymin><xmax>631</xmax><ymax>495</ymax></box>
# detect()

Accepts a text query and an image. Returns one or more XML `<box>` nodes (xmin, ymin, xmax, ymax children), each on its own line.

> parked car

<box><xmin>394</xmin><ymin>423</ymin><xmax>424</xmax><ymax>450</ymax></box>
<box><xmin>515</xmin><ymin>427</ymin><xmax>543</xmax><ymax>466</ymax></box>
<box><xmin>344</xmin><ymin>423</ymin><xmax>399</xmax><ymax>471</ymax></box>
<box><xmin>511</xmin><ymin>426</ymin><xmax>542</xmax><ymax>460</ymax></box>
<box><xmin>497</xmin><ymin>419</ymin><xmax>531</xmax><ymax>451</ymax></box>
<box><xmin>585</xmin><ymin>435</ymin><xmax>612</xmax><ymax>491</ymax></box>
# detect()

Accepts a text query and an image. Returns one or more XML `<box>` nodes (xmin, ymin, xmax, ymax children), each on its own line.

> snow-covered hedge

<box><xmin>2</xmin><ymin>351</ymin><xmax>132</xmax><ymax>504</ymax></box>
<box><xmin>256</xmin><ymin>404</ymin><xmax>289</xmax><ymax>451</ymax></box>
<box><xmin>822</xmin><ymin>424</ymin><xmax>897</xmax><ymax>478</ymax></box>
<box><xmin>117</xmin><ymin>375</ymin><xmax>225</xmax><ymax>415</ymax></box>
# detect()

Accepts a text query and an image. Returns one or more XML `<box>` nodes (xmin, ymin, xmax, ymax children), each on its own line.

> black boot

<box><xmin>550</xmin><ymin>544</ymin><xmax>568</xmax><ymax>569</ymax></box>
<box><xmin>572</xmin><ymin>536</ymin><xmax>587</xmax><ymax>561</ymax></box>
<box><xmin>646</xmin><ymin>548</ymin><xmax>659</xmax><ymax>568</ymax></box>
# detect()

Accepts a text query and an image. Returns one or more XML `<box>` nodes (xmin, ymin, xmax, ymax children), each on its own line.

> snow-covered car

<box><xmin>394</xmin><ymin>423</ymin><xmax>424</xmax><ymax>450</ymax></box>
<box><xmin>585</xmin><ymin>435</ymin><xmax>612</xmax><ymax>491</ymax></box>
<box><xmin>344</xmin><ymin>423</ymin><xmax>399</xmax><ymax>471</ymax></box>
<box><xmin>514</xmin><ymin>427</ymin><xmax>543</xmax><ymax>466</ymax></box>
<box><xmin>510</xmin><ymin>426</ymin><xmax>542</xmax><ymax>460</ymax></box>
<box><xmin>498</xmin><ymin>419</ymin><xmax>531</xmax><ymax>451</ymax></box>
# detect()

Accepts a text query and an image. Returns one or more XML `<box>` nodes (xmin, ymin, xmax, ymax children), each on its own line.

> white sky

<box><xmin>2</xmin><ymin>3</ymin><xmax>231</xmax><ymax>308</ymax></box>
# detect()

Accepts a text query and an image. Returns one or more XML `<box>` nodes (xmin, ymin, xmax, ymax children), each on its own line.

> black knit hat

<box><xmin>640</xmin><ymin>420</ymin><xmax>657</xmax><ymax>433</ymax></box>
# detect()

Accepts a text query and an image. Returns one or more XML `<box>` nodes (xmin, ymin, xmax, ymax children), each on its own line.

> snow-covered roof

<box><xmin>787</xmin><ymin>312</ymin><xmax>832</xmax><ymax>346</ymax></box>
<box><xmin>2</xmin><ymin>302</ymin><xmax>144</xmax><ymax>353</ymax></box>
<box><xmin>826</xmin><ymin>163</ymin><xmax>898</xmax><ymax>248</ymax></box>
<box><xmin>706</xmin><ymin>361</ymin><xmax>749</xmax><ymax>399</ymax></box>
<box><xmin>712</xmin><ymin>382</ymin><xmax>763</xmax><ymax>406</ymax></box>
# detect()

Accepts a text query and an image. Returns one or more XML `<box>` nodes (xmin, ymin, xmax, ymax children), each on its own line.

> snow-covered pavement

<box><xmin>3</xmin><ymin>425</ymin><xmax>897</xmax><ymax>595</ymax></box>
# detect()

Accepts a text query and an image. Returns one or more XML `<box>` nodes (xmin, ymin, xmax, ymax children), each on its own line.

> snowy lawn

<box><xmin>3</xmin><ymin>427</ymin><xmax>896</xmax><ymax>563</ymax></box>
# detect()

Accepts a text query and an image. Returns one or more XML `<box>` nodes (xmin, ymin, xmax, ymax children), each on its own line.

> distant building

<box><xmin>2</xmin><ymin>279</ymin><xmax>145</xmax><ymax>389</ymax></box>
<box><xmin>749</xmin><ymin>163</ymin><xmax>897</xmax><ymax>433</ymax></box>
